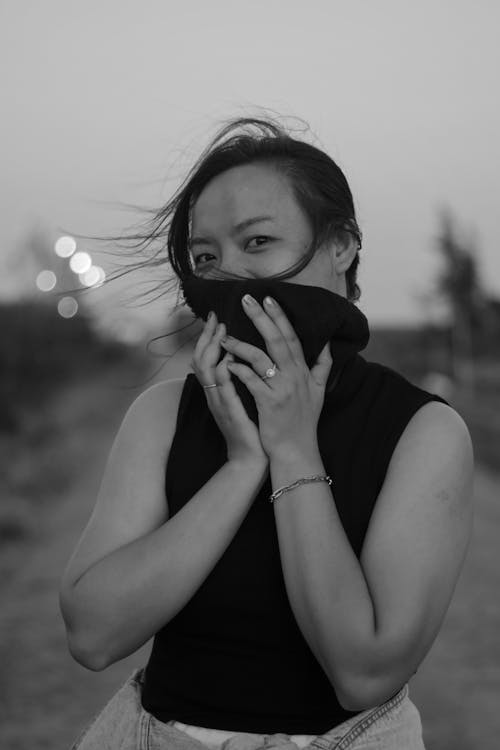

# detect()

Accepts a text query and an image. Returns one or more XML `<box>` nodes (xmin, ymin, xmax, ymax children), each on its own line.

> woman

<box><xmin>59</xmin><ymin>115</ymin><xmax>474</xmax><ymax>750</ymax></box>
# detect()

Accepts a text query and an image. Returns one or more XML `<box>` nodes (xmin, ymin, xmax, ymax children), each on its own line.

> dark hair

<box><xmin>66</xmin><ymin>112</ymin><xmax>363</xmax><ymax>380</ymax></box>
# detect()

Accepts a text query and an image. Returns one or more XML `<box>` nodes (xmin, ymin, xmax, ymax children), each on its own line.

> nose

<box><xmin>204</xmin><ymin>263</ymin><xmax>258</xmax><ymax>280</ymax></box>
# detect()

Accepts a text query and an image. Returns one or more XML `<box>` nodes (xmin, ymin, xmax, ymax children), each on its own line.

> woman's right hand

<box><xmin>191</xmin><ymin>312</ymin><xmax>269</xmax><ymax>467</ymax></box>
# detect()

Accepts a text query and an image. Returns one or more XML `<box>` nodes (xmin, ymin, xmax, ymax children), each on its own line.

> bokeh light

<box><xmin>54</xmin><ymin>236</ymin><xmax>76</xmax><ymax>258</ymax></box>
<box><xmin>77</xmin><ymin>265</ymin><xmax>106</xmax><ymax>288</ymax></box>
<box><xmin>94</xmin><ymin>266</ymin><xmax>106</xmax><ymax>286</ymax></box>
<box><xmin>69</xmin><ymin>251</ymin><xmax>92</xmax><ymax>274</ymax></box>
<box><xmin>57</xmin><ymin>296</ymin><xmax>78</xmax><ymax>318</ymax></box>
<box><xmin>36</xmin><ymin>270</ymin><xmax>57</xmax><ymax>292</ymax></box>
<box><xmin>79</xmin><ymin>266</ymin><xmax>101</xmax><ymax>287</ymax></box>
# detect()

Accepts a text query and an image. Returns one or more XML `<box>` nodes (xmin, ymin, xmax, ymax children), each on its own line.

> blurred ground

<box><xmin>0</xmin><ymin>354</ymin><xmax>498</xmax><ymax>750</ymax></box>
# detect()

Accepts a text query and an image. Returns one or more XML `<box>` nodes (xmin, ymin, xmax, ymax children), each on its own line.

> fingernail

<box><xmin>242</xmin><ymin>294</ymin><xmax>257</xmax><ymax>306</ymax></box>
<box><xmin>208</xmin><ymin>311</ymin><xmax>214</xmax><ymax>322</ymax></box>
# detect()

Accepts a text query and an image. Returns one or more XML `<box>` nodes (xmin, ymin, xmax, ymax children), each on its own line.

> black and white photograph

<box><xmin>1</xmin><ymin>2</ymin><xmax>498</xmax><ymax>748</ymax></box>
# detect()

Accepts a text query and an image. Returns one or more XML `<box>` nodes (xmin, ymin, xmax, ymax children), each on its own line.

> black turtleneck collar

<box><xmin>180</xmin><ymin>273</ymin><xmax>370</xmax><ymax>425</ymax></box>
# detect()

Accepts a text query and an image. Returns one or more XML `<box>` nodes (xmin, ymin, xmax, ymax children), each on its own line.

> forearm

<box><xmin>270</xmin><ymin>446</ymin><xmax>379</xmax><ymax>702</ymax></box>
<box><xmin>66</xmin><ymin>458</ymin><xmax>269</xmax><ymax>670</ymax></box>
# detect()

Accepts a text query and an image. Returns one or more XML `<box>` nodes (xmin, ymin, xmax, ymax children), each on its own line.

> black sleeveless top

<box><xmin>141</xmin><ymin>354</ymin><xmax>450</xmax><ymax>734</ymax></box>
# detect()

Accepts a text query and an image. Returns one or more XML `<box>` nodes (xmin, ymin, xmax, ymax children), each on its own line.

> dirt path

<box><xmin>411</xmin><ymin>465</ymin><xmax>500</xmax><ymax>749</ymax></box>
<box><xmin>0</xmin><ymin>362</ymin><xmax>156</xmax><ymax>750</ymax></box>
<box><xmin>0</xmin><ymin>366</ymin><xmax>498</xmax><ymax>749</ymax></box>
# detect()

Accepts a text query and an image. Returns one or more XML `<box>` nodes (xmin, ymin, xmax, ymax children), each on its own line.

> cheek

<box><xmin>295</xmin><ymin>248</ymin><xmax>332</xmax><ymax>281</ymax></box>
<box><xmin>243</xmin><ymin>257</ymin><xmax>286</xmax><ymax>278</ymax></box>
<box><xmin>260</xmin><ymin>247</ymin><xmax>306</xmax><ymax>277</ymax></box>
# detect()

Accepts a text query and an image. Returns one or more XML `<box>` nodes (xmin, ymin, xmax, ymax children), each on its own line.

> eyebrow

<box><xmin>189</xmin><ymin>215</ymin><xmax>275</xmax><ymax>248</ymax></box>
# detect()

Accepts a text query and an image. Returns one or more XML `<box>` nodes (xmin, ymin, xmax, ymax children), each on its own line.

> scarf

<box><xmin>180</xmin><ymin>274</ymin><xmax>370</xmax><ymax>426</ymax></box>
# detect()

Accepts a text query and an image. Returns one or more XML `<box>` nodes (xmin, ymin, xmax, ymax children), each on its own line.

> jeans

<box><xmin>69</xmin><ymin>666</ymin><xmax>426</xmax><ymax>750</ymax></box>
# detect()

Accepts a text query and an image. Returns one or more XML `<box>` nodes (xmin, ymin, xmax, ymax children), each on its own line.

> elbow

<box><xmin>327</xmin><ymin>666</ymin><xmax>370</xmax><ymax>712</ymax></box>
<box><xmin>334</xmin><ymin>671</ymin><xmax>407</xmax><ymax>712</ymax></box>
<box><xmin>328</xmin><ymin>632</ymin><xmax>414</xmax><ymax>711</ymax></box>
<box><xmin>67</xmin><ymin>630</ymin><xmax>110</xmax><ymax>672</ymax></box>
<box><xmin>59</xmin><ymin>586</ymin><xmax>109</xmax><ymax>671</ymax></box>
<box><xmin>336</xmin><ymin>684</ymin><xmax>376</xmax><ymax>713</ymax></box>
<box><xmin>335</xmin><ymin>679</ymin><xmax>380</xmax><ymax>712</ymax></box>
<box><xmin>333</xmin><ymin>679</ymin><xmax>368</xmax><ymax>713</ymax></box>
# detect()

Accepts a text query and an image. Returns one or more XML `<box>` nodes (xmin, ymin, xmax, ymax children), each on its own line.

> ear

<box><xmin>334</xmin><ymin>232</ymin><xmax>360</xmax><ymax>273</ymax></box>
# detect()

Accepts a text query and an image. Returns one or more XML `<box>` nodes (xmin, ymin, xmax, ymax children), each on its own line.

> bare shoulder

<box><xmin>141</xmin><ymin>375</ymin><xmax>188</xmax><ymax>400</ymax></box>
<box><xmin>136</xmin><ymin>377</ymin><xmax>188</xmax><ymax>431</ymax></box>
<box><xmin>384</xmin><ymin>399</ymin><xmax>474</xmax><ymax>498</ymax></box>
<box><xmin>362</xmin><ymin>397</ymin><xmax>474</xmax><ymax>571</ymax></box>
<box><xmin>400</xmin><ymin>399</ymin><xmax>473</xmax><ymax>453</ymax></box>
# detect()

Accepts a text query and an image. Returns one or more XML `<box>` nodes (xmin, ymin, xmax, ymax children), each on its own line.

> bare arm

<box><xmin>269</xmin><ymin>401</ymin><xmax>474</xmax><ymax>711</ymax></box>
<box><xmin>65</xmin><ymin>458</ymin><xmax>267</xmax><ymax>670</ymax></box>
<box><xmin>59</xmin><ymin>380</ymin><xmax>269</xmax><ymax>671</ymax></box>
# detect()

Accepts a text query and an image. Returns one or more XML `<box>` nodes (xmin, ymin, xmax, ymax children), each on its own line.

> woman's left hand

<box><xmin>220</xmin><ymin>294</ymin><xmax>333</xmax><ymax>460</ymax></box>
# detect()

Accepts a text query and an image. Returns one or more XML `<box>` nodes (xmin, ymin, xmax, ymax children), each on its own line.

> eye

<box><xmin>246</xmin><ymin>235</ymin><xmax>272</xmax><ymax>249</ymax></box>
<box><xmin>193</xmin><ymin>252</ymin><xmax>214</xmax><ymax>266</ymax></box>
<box><xmin>193</xmin><ymin>236</ymin><xmax>273</xmax><ymax>265</ymax></box>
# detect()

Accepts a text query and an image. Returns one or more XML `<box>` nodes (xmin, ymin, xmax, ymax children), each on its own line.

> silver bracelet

<box><xmin>269</xmin><ymin>474</ymin><xmax>333</xmax><ymax>504</ymax></box>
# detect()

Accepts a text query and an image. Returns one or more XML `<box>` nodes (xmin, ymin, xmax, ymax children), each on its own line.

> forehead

<box><xmin>191</xmin><ymin>163</ymin><xmax>296</xmax><ymax>229</ymax></box>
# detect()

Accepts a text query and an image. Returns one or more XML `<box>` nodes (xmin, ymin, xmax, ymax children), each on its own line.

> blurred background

<box><xmin>1</xmin><ymin>1</ymin><xmax>499</xmax><ymax>748</ymax></box>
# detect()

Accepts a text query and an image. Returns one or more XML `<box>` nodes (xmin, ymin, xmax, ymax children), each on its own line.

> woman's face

<box><xmin>189</xmin><ymin>163</ymin><xmax>356</xmax><ymax>297</ymax></box>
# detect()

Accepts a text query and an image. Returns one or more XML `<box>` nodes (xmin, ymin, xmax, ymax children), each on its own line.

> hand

<box><xmin>191</xmin><ymin>311</ymin><xmax>269</xmax><ymax>467</ymax></box>
<box><xmin>220</xmin><ymin>294</ymin><xmax>333</xmax><ymax>459</ymax></box>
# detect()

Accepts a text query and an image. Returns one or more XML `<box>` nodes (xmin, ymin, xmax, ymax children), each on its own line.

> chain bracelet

<box><xmin>269</xmin><ymin>474</ymin><xmax>333</xmax><ymax>504</ymax></box>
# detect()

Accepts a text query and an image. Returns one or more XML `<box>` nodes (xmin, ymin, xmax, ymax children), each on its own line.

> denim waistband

<box><xmin>145</xmin><ymin>678</ymin><xmax>409</xmax><ymax>750</ymax></box>
<box><xmin>169</xmin><ymin>720</ymin><xmax>318</xmax><ymax>749</ymax></box>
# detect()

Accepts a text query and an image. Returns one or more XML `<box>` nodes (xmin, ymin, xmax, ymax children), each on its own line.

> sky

<box><xmin>1</xmin><ymin>0</ymin><xmax>499</xmax><ymax>332</ymax></box>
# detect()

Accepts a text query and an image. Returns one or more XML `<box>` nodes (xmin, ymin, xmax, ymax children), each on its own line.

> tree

<box><xmin>431</xmin><ymin>207</ymin><xmax>486</xmax><ymax>391</ymax></box>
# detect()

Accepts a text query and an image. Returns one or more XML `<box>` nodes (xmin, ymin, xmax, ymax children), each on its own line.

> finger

<box><xmin>241</xmin><ymin>295</ymin><xmax>295</xmax><ymax>369</ymax></box>
<box><xmin>203</xmin><ymin>351</ymin><xmax>232</xmax><ymax>402</ymax></box>
<box><xmin>214</xmin><ymin>353</ymin><xmax>257</xmax><ymax>421</ymax></box>
<box><xmin>206</xmin><ymin>352</ymin><xmax>238</xmax><ymax>407</ymax></box>
<box><xmin>310</xmin><ymin>341</ymin><xmax>333</xmax><ymax>384</ymax></box>
<box><xmin>220</xmin><ymin>337</ymin><xmax>271</xmax><ymax>373</ymax></box>
<box><xmin>214</xmin><ymin>352</ymin><xmax>235</xmax><ymax>389</ymax></box>
<box><xmin>261</xmin><ymin>296</ymin><xmax>306</xmax><ymax>362</ymax></box>
<box><xmin>192</xmin><ymin>316</ymin><xmax>226</xmax><ymax>389</ymax></box>
<box><xmin>193</xmin><ymin>312</ymin><xmax>217</xmax><ymax>360</ymax></box>
<box><xmin>195</xmin><ymin>319</ymin><xmax>226</xmax><ymax>373</ymax></box>
<box><xmin>202</xmin><ymin>321</ymin><xmax>226</xmax><ymax>368</ymax></box>
<box><xmin>225</xmin><ymin>360</ymin><xmax>270</xmax><ymax>400</ymax></box>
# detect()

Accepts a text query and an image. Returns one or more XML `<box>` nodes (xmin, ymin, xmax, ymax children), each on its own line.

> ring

<box><xmin>203</xmin><ymin>361</ymin><xmax>279</xmax><ymax>389</ymax></box>
<box><xmin>261</xmin><ymin>362</ymin><xmax>278</xmax><ymax>380</ymax></box>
